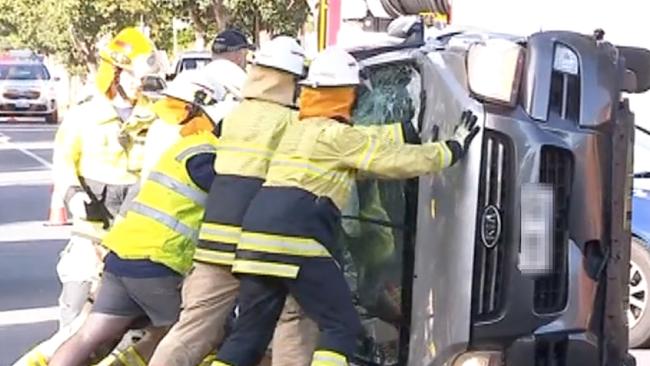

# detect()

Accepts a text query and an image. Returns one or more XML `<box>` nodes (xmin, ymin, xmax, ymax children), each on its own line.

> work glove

<box><xmin>452</xmin><ymin>110</ymin><xmax>480</xmax><ymax>151</ymax></box>
<box><xmin>446</xmin><ymin>110</ymin><xmax>480</xmax><ymax>165</ymax></box>
<box><xmin>68</xmin><ymin>192</ymin><xmax>92</xmax><ymax>219</ymax></box>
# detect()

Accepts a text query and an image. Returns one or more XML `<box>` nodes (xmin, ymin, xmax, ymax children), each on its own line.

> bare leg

<box><xmin>49</xmin><ymin>312</ymin><xmax>135</xmax><ymax>366</ymax></box>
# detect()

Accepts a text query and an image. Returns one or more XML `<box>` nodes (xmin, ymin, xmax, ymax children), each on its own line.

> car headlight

<box><xmin>452</xmin><ymin>351</ymin><xmax>503</xmax><ymax>366</ymax></box>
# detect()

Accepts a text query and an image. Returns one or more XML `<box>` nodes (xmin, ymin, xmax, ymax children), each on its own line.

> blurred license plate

<box><xmin>519</xmin><ymin>183</ymin><xmax>554</xmax><ymax>275</ymax></box>
<box><xmin>15</xmin><ymin>100</ymin><xmax>29</xmax><ymax>109</ymax></box>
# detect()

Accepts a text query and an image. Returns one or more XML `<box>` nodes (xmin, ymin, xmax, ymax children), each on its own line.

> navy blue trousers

<box><xmin>216</xmin><ymin>257</ymin><xmax>362</xmax><ymax>366</ymax></box>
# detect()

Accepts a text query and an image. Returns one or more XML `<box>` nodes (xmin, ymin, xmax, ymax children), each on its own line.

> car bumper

<box><xmin>0</xmin><ymin>99</ymin><xmax>57</xmax><ymax>121</ymax></box>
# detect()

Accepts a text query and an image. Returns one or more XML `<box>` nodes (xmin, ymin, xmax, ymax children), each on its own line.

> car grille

<box><xmin>533</xmin><ymin>146</ymin><xmax>573</xmax><ymax>314</ymax></box>
<box><xmin>535</xmin><ymin>338</ymin><xmax>568</xmax><ymax>366</ymax></box>
<box><xmin>3</xmin><ymin>90</ymin><xmax>40</xmax><ymax>100</ymax></box>
<box><xmin>472</xmin><ymin>131</ymin><xmax>514</xmax><ymax>319</ymax></box>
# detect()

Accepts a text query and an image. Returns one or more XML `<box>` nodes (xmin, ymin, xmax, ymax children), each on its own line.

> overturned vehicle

<box><xmin>338</xmin><ymin>21</ymin><xmax>650</xmax><ymax>366</ymax></box>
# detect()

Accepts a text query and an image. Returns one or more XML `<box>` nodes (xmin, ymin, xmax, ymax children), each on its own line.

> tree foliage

<box><xmin>0</xmin><ymin>0</ymin><xmax>311</xmax><ymax>73</ymax></box>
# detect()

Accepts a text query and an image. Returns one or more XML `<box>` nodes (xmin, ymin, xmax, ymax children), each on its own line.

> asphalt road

<box><xmin>0</xmin><ymin>123</ymin><xmax>649</xmax><ymax>365</ymax></box>
<box><xmin>0</xmin><ymin>123</ymin><xmax>68</xmax><ymax>364</ymax></box>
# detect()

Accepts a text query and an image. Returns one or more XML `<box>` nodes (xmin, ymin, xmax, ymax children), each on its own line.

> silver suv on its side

<box><xmin>338</xmin><ymin>20</ymin><xmax>650</xmax><ymax>366</ymax></box>
<box><xmin>0</xmin><ymin>58</ymin><xmax>58</xmax><ymax>124</ymax></box>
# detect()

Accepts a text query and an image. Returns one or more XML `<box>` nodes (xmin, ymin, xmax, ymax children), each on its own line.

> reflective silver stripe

<box><xmin>199</xmin><ymin>224</ymin><xmax>241</xmax><ymax>244</ymax></box>
<box><xmin>218</xmin><ymin>145</ymin><xmax>273</xmax><ymax>158</ymax></box>
<box><xmin>359</xmin><ymin>137</ymin><xmax>378</xmax><ymax>170</ymax></box>
<box><xmin>175</xmin><ymin>144</ymin><xmax>217</xmax><ymax>162</ymax></box>
<box><xmin>232</xmin><ymin>259</ymin><xmax>299</xmax><ymax>278</ymax></box>
<box><xmin>269</xmin><ymin>159</ymin><xmax>352</xmax><ymax>188</ymax></box>
<box><xmin>440</xmin><ymin>143</ymin><xmax>453</xmax><ymax>168</ymax></box>
<box><xmin>312</xmin><ymin>350</ymin><xmax>348</xmax><ymax>366</ymax></box>
<box><xmin>147</xmin><ymin>171</ymin><xmax>207</xmax><ymax>205</ymax></box>
<box><xmin>193</xmin><ymin>248</ymin><xmax>235</xmax><ymax>265</ymax></box>
<box><xmin>129</xmin><ymin>202</ymin><xmax>197</xmax><ymax>240</ymax></box>
<box><xmin>239</xmin><ymin>233</ymin><xmax>330</xmax><ymax>257</ymax></box>
<box><xmin>393</xmin><ymin>123</ymin><xmax>402</xmax><ymax>143</ymax></box>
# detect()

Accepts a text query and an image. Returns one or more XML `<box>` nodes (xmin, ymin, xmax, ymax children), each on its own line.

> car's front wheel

<box><xmin>629</xmin><ymin>236</ymin><xmax>650</xmax><ymax>348</ymax></box>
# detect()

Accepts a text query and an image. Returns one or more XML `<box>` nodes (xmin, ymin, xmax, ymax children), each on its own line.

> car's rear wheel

<box><xmin>629</xmin><ymin>236</ymin><xmax>650</xmax><ymax>348</ymax></box>
<box><xmin>45</xmin><ymin>110</ymin><xmax>58</xmax><ymax>124</ymax></box>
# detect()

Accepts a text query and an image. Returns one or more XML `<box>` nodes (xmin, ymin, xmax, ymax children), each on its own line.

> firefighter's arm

<box><xmin>186</xmin><ymin>152</ymin><xmax>217</xmax><ymax>192</ymax></box>
<box><xmin>354</xmin><ymin>120</ymin><xmax>420</xmax><ymax>145</ymax></box>
<box><xmin>337</xmin><ymin>126</ymin><xmax>460</xmax><ymax>179</ymax></box>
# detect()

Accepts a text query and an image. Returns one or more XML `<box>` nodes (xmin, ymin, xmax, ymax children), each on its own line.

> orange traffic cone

<box><xmin>45</xmin><ymin>186</ymin><xmax>70</xmax><ymax>226</ymax></box>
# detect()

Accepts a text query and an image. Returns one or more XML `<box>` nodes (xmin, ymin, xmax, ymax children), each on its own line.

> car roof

<box><xmin>178</xmin><ymin>51</ymin><xmax>211</xmax><ymax>59</ymax></box>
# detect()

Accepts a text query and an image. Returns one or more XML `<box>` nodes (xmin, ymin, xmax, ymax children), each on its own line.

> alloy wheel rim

<box><xmin>629</xmin><ymin>260</ymin><xmax>648</xmax><ymax>329</ymax></box>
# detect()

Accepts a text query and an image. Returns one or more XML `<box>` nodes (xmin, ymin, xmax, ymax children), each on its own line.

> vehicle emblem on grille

<box><xmin>481</xmin><ymin>205</ymin><xmax>502</xmax><ymax>248</ymax></box>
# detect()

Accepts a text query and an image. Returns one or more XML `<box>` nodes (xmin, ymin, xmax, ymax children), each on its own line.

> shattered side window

<box><xmin>341</xmin><ymin>62</ymin><xmax>421</xmax><ymax>365</ymax></box>
<box><xmin>354</xmin><ymin>63</ymin><xmax>422</xmax><ymax>129</ymax></box>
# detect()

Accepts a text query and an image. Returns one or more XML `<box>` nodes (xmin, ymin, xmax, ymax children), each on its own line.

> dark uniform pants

<box><xmin>216</xmin><ymin>257</ymin><xmax>362</xmax><ymax>366</ymax></box>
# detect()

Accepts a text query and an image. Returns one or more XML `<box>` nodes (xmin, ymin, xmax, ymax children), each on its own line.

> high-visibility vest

<box><xmin>103</xmin><ymin>132</ymin><xmax>218</xmax><ymax>274</ymax></box>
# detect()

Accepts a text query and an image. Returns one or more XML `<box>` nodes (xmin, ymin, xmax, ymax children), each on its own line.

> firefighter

<box><xmin>149</xmin><ymin>36</ymin><xmax>319</xmax><ymax>366</ymax></box>
<box><xmin>141</xmin><ymin>29</ymin><xmax>250</xmax><ymax>181</ymax></box>
<box><xmin>14</xmin><ymin>27</ymin><xmax>160</xmax><ymax>366</ymax></box>
<box><xmin>210</xmin><ymin>48</ymin><xmax>480</xmax><ymax>366</ymax></box>
<box><xmin>56</xmin><ymin>26</ymin><xmax>160</xmax><ymax>316</ymax></box>
<box><xmin>48</xmin><ymin>83</ymin><xmax>225</xmax><ymax>366</ymax></box>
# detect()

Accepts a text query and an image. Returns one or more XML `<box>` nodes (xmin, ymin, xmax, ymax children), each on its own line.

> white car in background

<box><xmin>167</xmin><ymin>51</ymin><xmax>212</xmax><ymax>81</ymax></box>
<box><xmin>0</xmin><ymin>59</ymin><xmax>58</xmax><ymax>124</ymax></box>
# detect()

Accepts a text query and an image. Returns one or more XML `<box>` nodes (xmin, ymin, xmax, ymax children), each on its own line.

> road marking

<box><xmin>0</xmin><ymin>170</ymin><xmax>51</xmax><ymax>186</ymax></box>
<box><xmin>0</xmin><ymin>306</ymin><xmax>58</xmax><ymax>326</ymax></box>
<box><xmin>0</xmin><ymin>141</ymin><xmax>54</xmax><ymax>150</ymax></box>
<box><xmin>0</xmin><ymin>133</ymin><xmax>52</xmax><ymax>168</ymax></box>
<box><xmin>0</xmin><ymin>221</ymin><xmax>70</xmax><ymax>242</ymax></box>
<box><xmin>0</xmin><ymin>127</ymin><xmax>58</xmax><ymax>132</ymax></box>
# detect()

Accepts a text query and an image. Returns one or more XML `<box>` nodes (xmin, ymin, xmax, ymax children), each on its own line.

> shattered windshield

<box><xmin>342</xmin><ymin>62</ymin><xmax>422</xmax><ymax>365</ymax></box>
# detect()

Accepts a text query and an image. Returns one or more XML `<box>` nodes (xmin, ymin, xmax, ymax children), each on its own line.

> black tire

<box><xmin>629</xmin><ymin>237</ymin><xmax>650</xmax><ymax>348</ymax></box>
<box><xmin>45</xmin><ymin>110</ymin><xmax>58</xmax><ymax>124</ymax></box>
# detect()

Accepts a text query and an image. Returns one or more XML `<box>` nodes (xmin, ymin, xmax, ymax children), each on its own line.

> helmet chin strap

<box><xmin>116</xmin><ymin>84</ymin><xmax>136</xmax><ymax>105</ymax></box>
<box><xmin>179</xmin><ymin>90</ymin><xmax>209</xmax><ymax>125</ymax></box>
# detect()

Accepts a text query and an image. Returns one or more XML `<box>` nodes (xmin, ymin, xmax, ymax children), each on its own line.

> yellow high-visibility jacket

<box><xmin>55</xmin><ymin>93</ymin><xmax>155</xmax><ymax>241</ymax></box>
<box><xmin>232</xmin><ymin>116</ymin><xmax>454</xmax><ymax>279</ymax></box>
<box><xmin>196</xmin><ymin>99</ymin><xmax>408</xmax><ymax>267</ymax></box>
<box><xmin>195</xmin><ymin>99</ymin><xmax>298</xmax><ymax>266</ymax></box>
<box><xmin>103</xmin><ymin>132</ymin><xmax>219</xmax><ymax>274</ymax></box>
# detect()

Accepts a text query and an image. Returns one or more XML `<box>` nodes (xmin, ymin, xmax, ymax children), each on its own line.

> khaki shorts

<box><xmin>150</xmin><ymin>262</ymin><xmax>318</xmax><ymax>366</ymax></box>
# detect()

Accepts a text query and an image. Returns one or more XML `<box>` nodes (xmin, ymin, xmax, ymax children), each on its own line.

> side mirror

<box><xmin>617</xmin><ymin>46</ymin><xmax>650</xmax><ymax>94</ymax></box>
<box><xmin>166</xmin><ymin>73</ymin><xmax>176</xmax><ymax>82</ymax></box>
<box><xmin>466</xmin><ymin>39</ymin><xmax>525</xmax><ymax>107</ymax></box>
<box><xmin>53</xmin><ymin>76</ymin><xmax>61</xmax><ymax>82</ymax></box>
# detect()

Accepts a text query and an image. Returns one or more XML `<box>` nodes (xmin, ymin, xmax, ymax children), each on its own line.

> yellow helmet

<box><xmin>99</xmin><ymin>27</ymin><xmax>159</xmax><ymax>78</ymax></box>
<box><xmin>96</xmin><ymin>27</ymin><xmax>160</xmax><ymax>97</ymax></box>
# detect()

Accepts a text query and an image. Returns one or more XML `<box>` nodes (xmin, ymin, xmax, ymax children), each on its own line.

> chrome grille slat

<box><xmin>472</xmin><ymin>131</ymin><xmax>513</xmax><ymax>319</ymax></box>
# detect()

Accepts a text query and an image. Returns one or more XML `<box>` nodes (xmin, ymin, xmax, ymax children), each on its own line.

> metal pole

<box><xmin>173</xmin><ymin>18</ymin><xmax>178</xmax><ymax>58</ymax></box>
<box><xmin>317</xmin><ymin>0</ymin><xmax>328</xmax><ymax>51</ymax></box>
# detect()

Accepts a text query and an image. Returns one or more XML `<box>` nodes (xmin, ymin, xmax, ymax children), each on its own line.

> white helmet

<box><xmin>163</xmin><ymin>69</ymin><xmax>227</xmax><ymax>105</ymax></box>
<box><xmin>202</xmin><ymin>59</ymin><xmax>247</xmax><ymax>101</ymax></box>
<box><xmin>300</xmin><ymin>48</ymin><xmax>360</xmax><ymax>88</ymax></box>
<box><xmin>253</xmin><ymin>36</ymin><xmax>305</xmax><ymax>76</ymax></box>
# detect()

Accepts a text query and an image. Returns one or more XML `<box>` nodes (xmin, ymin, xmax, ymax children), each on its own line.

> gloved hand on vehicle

<box><xmin>446</xmin><ymin>110</ymin><xmax>480</xmax><ymax>165</ymax></box>
<box><xmin>67</xmin><ymin>192</ymin><xmax>92</xmax><ymax>219</ymax></box>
